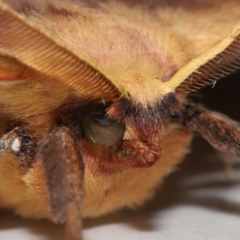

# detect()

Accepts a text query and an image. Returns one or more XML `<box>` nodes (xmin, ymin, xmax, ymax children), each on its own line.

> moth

<box><xmin>0</xmin><ymin>0</ymin><xmax>240</xmax><ymax>239</ymax></box>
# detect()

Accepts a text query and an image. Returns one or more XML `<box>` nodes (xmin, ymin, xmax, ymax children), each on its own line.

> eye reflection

<box><xmin>82</xmin><ymin>103</ymin><xmax>125</xmax><ymax>146</ymax></box>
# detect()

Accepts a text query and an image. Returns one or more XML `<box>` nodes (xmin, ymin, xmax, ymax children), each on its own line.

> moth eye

<box><xmin>82</xmin><ymin>103</ymin><xmax>125</xmax><ymax>146</ymax></box>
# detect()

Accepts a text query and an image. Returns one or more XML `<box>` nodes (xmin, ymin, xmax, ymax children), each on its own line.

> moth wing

<box><xmin>0</xmin><ymin>1</ymin><xmax>121</xmax><ymax>101</ymax></box>
<box><xmin>165</xmin><ymin>23</ymin><xmax>240</xmax><ymax>93</ymax></box>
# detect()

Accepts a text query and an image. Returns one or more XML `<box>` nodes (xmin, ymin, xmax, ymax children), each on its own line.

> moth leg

<box><xmin>39</xmin><ymin>126</ymin><xmax>84</xmax><ymax>240</ymax></box>
<box><xmin>171</xmin><ymin>103</ymin><xmax>240</xmax><ymax>159</ymax></box>
<box><xmin>0</xmin><ymin>127</ymin><xmax>35</xmax><ymax>168</ymax></box>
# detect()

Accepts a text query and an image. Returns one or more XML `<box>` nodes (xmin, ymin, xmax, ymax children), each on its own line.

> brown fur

<box><xmin>0</xmin><ymin>0</ymin><xmax>240</xmax><ymax>220</ymax></box>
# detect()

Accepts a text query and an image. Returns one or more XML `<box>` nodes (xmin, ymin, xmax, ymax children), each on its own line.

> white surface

<box><xmin>1</xmin><ymin>139</ymin><xmax>240</xmax><ymax>240</ymax></box>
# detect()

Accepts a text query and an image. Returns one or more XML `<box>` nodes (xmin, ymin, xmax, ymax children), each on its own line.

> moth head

<box><xmin>0</xmin><ymin>2</ymin><xmax>178</xmax><ymax>166</ymax></box>
<box><xmin>1</xmin><ymin>1</ymin><xmax>240</xmax><ymax>170</ymax></box>
<box><xmin>1</xmin><ymin>3</ymin><xmax>240</xmax><ymax>240</ymax></box>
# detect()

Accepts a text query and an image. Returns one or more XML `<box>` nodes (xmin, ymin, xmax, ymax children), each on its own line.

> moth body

<box><xmin>0</xmin><ymin>1</ymin><xmax>240</xmax><ymax>240</ymax></box>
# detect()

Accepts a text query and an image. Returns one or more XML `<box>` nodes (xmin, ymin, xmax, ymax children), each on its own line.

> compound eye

<box><xmin>82</xmin><ymin>103</ymin><xmax>125</xmax><ymax>146</ymax></box>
